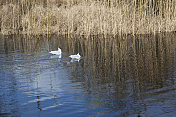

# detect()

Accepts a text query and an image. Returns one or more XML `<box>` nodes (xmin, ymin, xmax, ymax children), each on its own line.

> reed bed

<box><xmin>0</xmin><ymin>0</ymin><xmax>176</xmax><ymax>35</ymax></box>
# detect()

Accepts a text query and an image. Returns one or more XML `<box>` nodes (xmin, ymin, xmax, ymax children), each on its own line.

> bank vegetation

<box><xmin>0</xmin><ymin>0</ymin><xmax>176</xmax><ymax>35</ymax></box>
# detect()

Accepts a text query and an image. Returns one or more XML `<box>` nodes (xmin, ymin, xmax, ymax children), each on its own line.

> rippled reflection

<box><xmin>0</xmin><ymin>33</ymin><xmax>176</xmax><ymax>117</ymax></box>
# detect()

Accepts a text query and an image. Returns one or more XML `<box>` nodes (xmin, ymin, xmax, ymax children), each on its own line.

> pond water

<box><xmin>0</xmin><ymin>33</ymin><xmax>176</xmax><ymax>117</ymax></box>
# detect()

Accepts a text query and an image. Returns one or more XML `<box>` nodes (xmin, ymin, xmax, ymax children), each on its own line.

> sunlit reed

<box><xmin>0</xmin><ymin>0</ymin><xmax>176</xmax><ymax>36</ymax></box>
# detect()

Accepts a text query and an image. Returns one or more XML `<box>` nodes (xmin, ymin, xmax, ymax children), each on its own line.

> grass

<box><xmin>0</xmin><ymin>0</ymin><xmax>176</xmax><ymax>36</ymax></box>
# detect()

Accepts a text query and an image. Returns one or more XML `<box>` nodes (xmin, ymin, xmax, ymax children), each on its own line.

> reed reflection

<box><xmin>1</xmin><ymin>33</ymin><xmax>175</xmax><ymax>95</ymax></box>
<box><xmin>0</xmin><ymin>33</ymin><xmax>176</xmax><ymax>116</ymax></box>
<box><xmin>56</xmin><ymin>33</ymin><xmax>176</xmax><ymax>114</ymax></box>
<box><xmin>63</xmin><ymin>33</ymin><xmax>176</xmax><ymax>90</ymax></box>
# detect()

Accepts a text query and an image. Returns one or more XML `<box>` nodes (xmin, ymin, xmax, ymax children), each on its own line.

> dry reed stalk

<box><xmin>0</xmin><ymin>0</ymin><xmax>175</xmax><ymax>36</ymax></box>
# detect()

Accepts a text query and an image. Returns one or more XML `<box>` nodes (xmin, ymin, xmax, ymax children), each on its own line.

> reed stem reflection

<box><xmin>0</xmin><ymin>33</ymin><xmax>175</xmax><ymax>116</ymax></box>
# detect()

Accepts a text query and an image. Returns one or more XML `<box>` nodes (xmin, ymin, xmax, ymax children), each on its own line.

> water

<box><xmin>0</xmin><ymin>33</ymin><xmax>176</xmax><ymax>117</ymax></box>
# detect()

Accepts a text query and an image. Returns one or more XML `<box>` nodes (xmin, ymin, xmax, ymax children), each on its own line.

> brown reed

<box><xmin>0</xmin><ymin>0</ymin><xmax>175</xmax><ymax>35</ymax></box>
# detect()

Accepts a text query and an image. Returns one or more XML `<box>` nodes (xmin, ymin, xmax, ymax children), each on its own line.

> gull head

<box><xmin>77</xmin><ymin>53</ymin><xmax>80</xmax><ymax>56</ymax></box>
<box><xmin>58</xmin><ymin>48</ymin><xmax>62</xmax><ymax>54</ymax></box>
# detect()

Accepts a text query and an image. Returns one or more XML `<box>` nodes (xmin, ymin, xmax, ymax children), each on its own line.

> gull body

<box><xmin>49</xmin><ymin>48</ymin><xmax>62</xmax><ymax>55</ymax></box>
<box><xmin>69</xmin><ymin>53</ymin><xmax>81</xmax><ymax>59</ymax></box>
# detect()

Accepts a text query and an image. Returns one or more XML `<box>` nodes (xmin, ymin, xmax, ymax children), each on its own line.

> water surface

<box><xmin>0</xmin><ymin>33</ymin><xmax>176</xmax><ymax>117</ymax></box>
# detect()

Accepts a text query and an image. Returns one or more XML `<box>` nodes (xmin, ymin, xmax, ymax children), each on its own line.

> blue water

<box><xmin>0</xmin><ymin>34</ymin><xmax>176</xmax><ymax>117</ymax></box>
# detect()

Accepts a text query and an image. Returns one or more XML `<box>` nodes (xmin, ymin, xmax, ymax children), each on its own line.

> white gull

<box><xmin>49</xmin><ymin>48</ymin><xmax>62</xmax><ymax>55</ymax></box>
<box><xmin>69</xmin><ymin>53</ymin><xmax>81</xmax><ymax>59</ymax></box>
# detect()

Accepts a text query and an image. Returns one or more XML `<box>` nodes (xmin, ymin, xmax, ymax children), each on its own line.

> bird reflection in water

<box><xmin>37</xmin><ymin>96</ymin><xmax>42</xmax><ymax>111</ymax></box>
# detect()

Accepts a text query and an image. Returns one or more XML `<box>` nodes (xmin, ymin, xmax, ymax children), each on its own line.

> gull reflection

<box><xmin>50</xmin><ymin>54</ymin><xmax>62</xmax><ymax>59</ymax></box>
<box><xmin>70</xmin><ymin>58</ymin><xmax>81</xmax><ymax>62</ymax></box>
